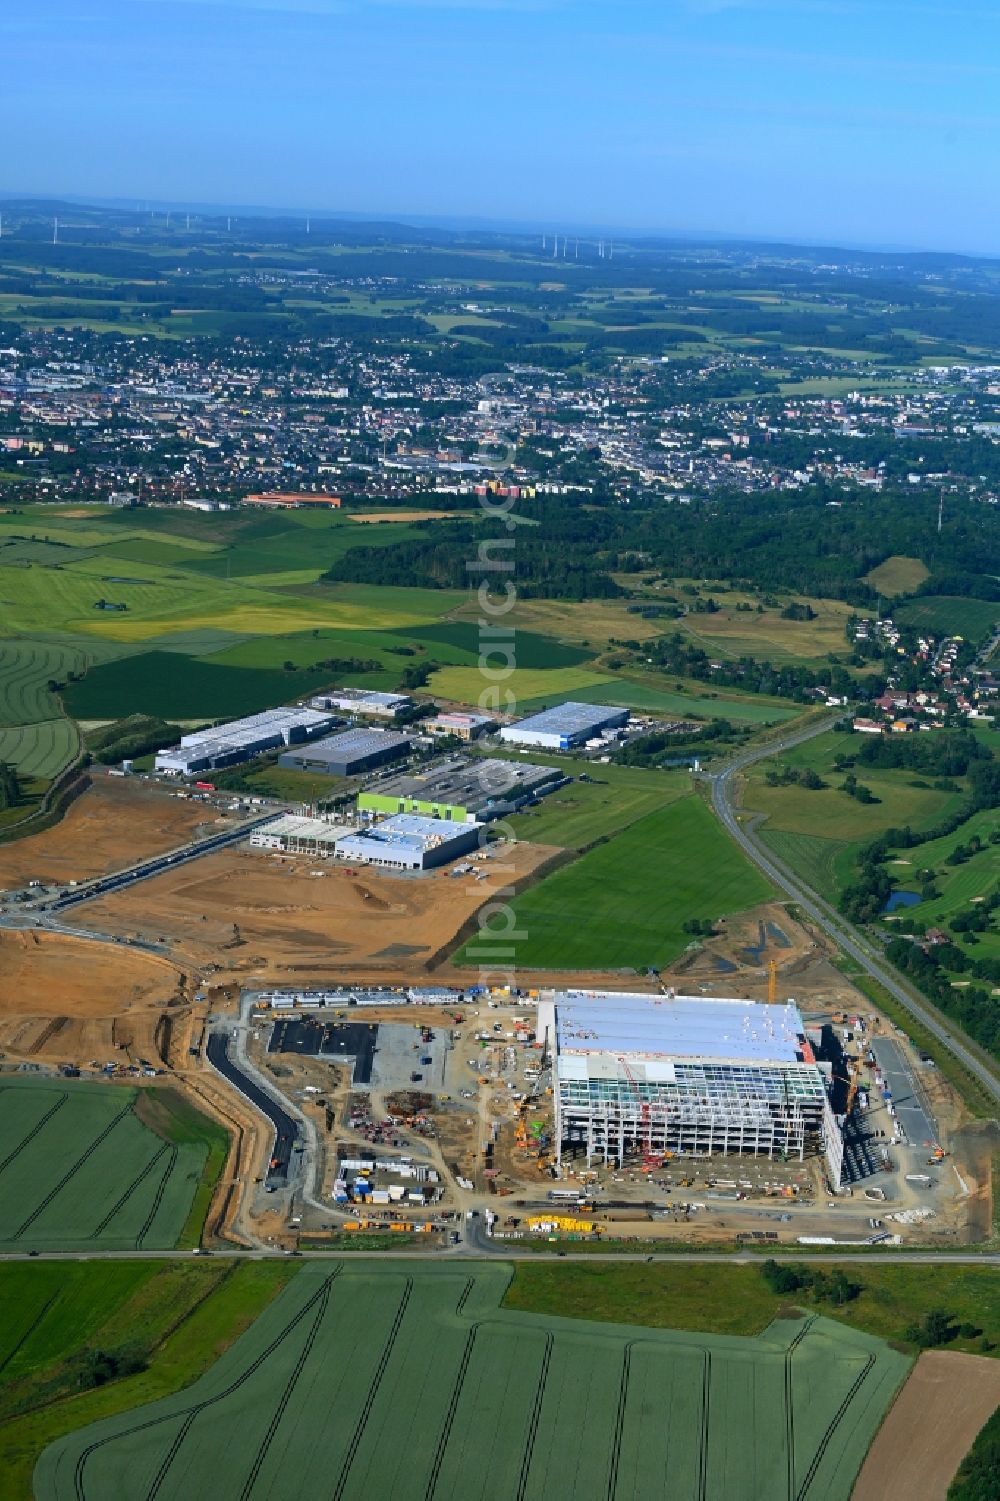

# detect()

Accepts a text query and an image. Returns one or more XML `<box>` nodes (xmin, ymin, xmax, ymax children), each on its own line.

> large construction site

<box><xmin>0</xmin><ymin>774</ymin><xmax>992</xmax><ymax>1252</ymax></box>
<box><xmin>175</xmin><ymin>975</ymin><xmax>988</xmax><ymax>1254</ymax></box>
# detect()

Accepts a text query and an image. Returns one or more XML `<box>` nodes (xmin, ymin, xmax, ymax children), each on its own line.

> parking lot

<box><xmin>871</xmin><ymin>1038</ymin><xmax>939</xmax><ymax>1150</ymax></box>
<box><xmin>268</xmin><ymin>1018</ymin><xmax>378</xmax><ymax>1084</ymax></box>
<box><xmin>368</xmin><ymin>1022</ymin><xmax>453</xmax><ymax>1096</ymax></box>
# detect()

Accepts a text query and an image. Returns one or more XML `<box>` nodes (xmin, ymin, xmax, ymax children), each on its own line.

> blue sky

<box><xmin>2</xmin><ymin>0</ymin><xmax>998</xmax><ymax>252</ymax></box>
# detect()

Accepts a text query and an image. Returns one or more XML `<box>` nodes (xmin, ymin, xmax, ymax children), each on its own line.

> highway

<box><xmin>705</xmin><ymin>715</ymin><xmax>1000</xmax><ymax>1108</ymax></box>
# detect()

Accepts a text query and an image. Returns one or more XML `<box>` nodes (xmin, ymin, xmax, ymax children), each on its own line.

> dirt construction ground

<box><xmin>73</xmin><ymin>841</ymin><xmax>561</xmax><ymax>986</ymax></box>
<box><xmin>851</xmin><ymin>1351</ymin><xmax>1000</xmax><ymax>1501</ymax></box>
<box><xmin>0</xmin><ymin>776</ymin><xmax>225</xmax><ymax>889</ymax></box>
<box><xmin>0</xmin><ymin>930</ymin><xmax>185</xmax><ymax>1067</ymax></box>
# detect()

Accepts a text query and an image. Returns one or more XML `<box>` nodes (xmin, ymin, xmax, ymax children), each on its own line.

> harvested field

<box><xmin>851</xmin><ymin>1351</ymin><xmax>1000</xmax><ymax>1501</ymax></box>
<box><xmin>0</xmin><ymin>775</ymin><xmax>225</xmax><ymax>889</ymax></box>
<box><xmin>350</xmin><ymin>509</ymin><xmax>466</xmax><ymax>522</ymax></box>
<box><xmin>0</xmin><ymin>931</ymin><xmax>184</xmax><ymax>1067</ymax></box>
<box><xmin>73</xmin><ymin>841</ymin><xmax>559</xmax><ymax>984</ymax></box>
<box><xmin>36</xmin><ymin>1264</ymin><xmax>910</xmax><ymax>1501</ymax></box>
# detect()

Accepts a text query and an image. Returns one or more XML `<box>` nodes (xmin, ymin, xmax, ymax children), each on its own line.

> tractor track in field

<box><xmin>425</xmin><ymin>1322</ymin><xmax>479</xmax><ymax>1501</ymax></box>
<box><xmin>72</xmin><ymin>1268</ymin><xmax>344</xmax><ymax>1501</ymax></box>
<box><xmin>697</xmin><ymin>1351</ymin><xmax>712</xmax><ymax>1501</ymax></box>
<box><xmin>517</xmin><ymin>1333</ymin><xmax>553</xmax><ymax>1501</ymax></box>
<box><xmin>12</xmin><ymin>1099</ymin><xmax>134</xmax><ymax>1241</ymax></box>
<box><xmin>332</xmin><ymin>1277</ymin><xmax>412</xmax><ymax>1501</ymax></box>
<box><xmin>784</xmin><ymin>1316</ymin><xmax>816</xmax><ymax>1500</ymax></box>
<box><xmin>238</xmin><ymin>1276</ymin><xmax>334</xmax><ymax>1501</ymax></box>
<box><xmin>0</xmin><ymin>1094</ymin><xmax>67</xmax><ymax>1179</ymax></box>
<box><xmin>606</xmin><ymin>1340</ymin><xmax>632</xmax><ymax>1501</ymax></box>
<box><xmin>0</xmin><ymin>1289</ymin><xmax>60</xmax><ymax>1379</ymax></box>
<box><xmin>135</xmin><ymin>1147</ymin><xmax>179</xmax><ymax>1249</ymax></box>
<box><xmin>795</xmin><ymin>1351</ymin><xmax>875</xmax><ymax>1500</ymax></box>
<box><xmin>89</xmin><ymin>1143</ymin><xmax>174</xmax><ymax>1241</ymax></box>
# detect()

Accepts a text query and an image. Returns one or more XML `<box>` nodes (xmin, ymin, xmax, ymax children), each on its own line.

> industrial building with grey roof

<box><xmin>279</xmin><ymin>727</ymin><xmax>413</xmax><ymax>777</ymax></box>
<box><xmin>499</xmin><ymin>701</ymin><xmax>629</xmax><ymax>750</ymax></box>
<box><xmin>357</xmin><ymin>756</ymin><xmax>564</xmax><ymax>822</ymax></box>
<box><xmin>154</xmin><ymin>705</ymin><xmax>338</xmax><ymax>776</ymax></box>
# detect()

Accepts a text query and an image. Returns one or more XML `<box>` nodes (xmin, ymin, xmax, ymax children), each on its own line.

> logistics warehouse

<box><xmin>357</xmin><ymin>756</ymin><xmax>564</xmax><ymax>823</ymax></box>
<box><xmin>499</xmin><ymin>701</ymin><xmax>629</xmax><ymax>750</ymax></box>
<box><xmin>250</xmin><ymin>811</ymin><xmax>482</xmax><ymax>869</ymax></box>
<box><xmin>539</xmin><ymin>989</ymin><xmax>842</xmax><ymax>1177</ymax></box>
<box><xmin>154</xmin><ymin>706</ymin><xmax>336</xmax><ymax>776</ymax></box>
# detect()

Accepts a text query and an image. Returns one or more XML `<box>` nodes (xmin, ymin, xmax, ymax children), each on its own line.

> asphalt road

<box><xmin>206</xmin><ymin>1030</ymin><xmax>298</xmax><ymax>1188</ymax></box>
<box><xmin>871</xmin><ymin>1037</ymin><xmax>937</xmax><ymax>1150</ymax></box>
<box><xmin>0</xmin><ymin>1247</ymin><xmax>997</xmax><ymax>1265</ymax></box>
<box><xmin>37</xmin><ymin>811</ymin><xmax>281</xmax><ymax>914</ymax></box>
<box><xmin>706</xmin><ymin>717</ymin><xmax>1000</xmax><ymax>1109</ymax></box>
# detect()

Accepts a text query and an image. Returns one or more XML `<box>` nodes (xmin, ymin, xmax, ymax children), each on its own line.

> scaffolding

<box><xmin>542</xmin><ymin>990</ymin><xmax>832</xmax><ymax>1169</ymax></box>
<box><xmin>556</xmin><ymin>1063</ymin><xmax>822</xmax><ymax>1166</ymax></box>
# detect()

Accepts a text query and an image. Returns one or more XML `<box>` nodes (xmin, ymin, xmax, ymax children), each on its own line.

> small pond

<box><xmin>884</xmin><ymin>889</ymin><xmax>921</xmax><ymax>914</ymax></box>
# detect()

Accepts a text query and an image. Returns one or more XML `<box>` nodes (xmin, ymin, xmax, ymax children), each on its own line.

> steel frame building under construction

<box><xmin>538</xmin><ymin>990</ymin><xmax>837</xmax><ymax>1170</ymax></box>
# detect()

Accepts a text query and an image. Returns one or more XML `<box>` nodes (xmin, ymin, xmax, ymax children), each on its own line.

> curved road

<box><xmin>706</xmin><ymin>715</ymin><xmax>1000</xmax><ymax>1108</ymax></box>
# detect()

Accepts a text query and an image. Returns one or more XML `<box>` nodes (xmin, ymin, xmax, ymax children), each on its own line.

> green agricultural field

<box><xmin>429</xmin><ymin>662</ymin><xmax>614</xmax><ymax>706</ymax></box>
<box><xmin>0</xmin><ymin>1080</ymin><xmax>224</xmax><ymax>1252</ymax></box>
<box><xmin>0</xmin><ymin>1262</ymin><xmax>228</xmax><ymax>1425</ymax></box>
<box><xmin>0</xmin><ymin>1260</ymin><xmax>295</xmax><ymax>1501</ymax></box>
<box><xmin>0</xmin><ymin>641</ymin><xmax>87</xmax><ymax>782</ymax></box>
<box><xmin>430</xmin><ymin>663</ymin><xmax>799</xmax><ymax>724</ymax></box>
<box><xmin>0</xmin><ymin>719</ymin><xmax>79</xmax><ymax>780</ymax></box>
<box><xmin>199</xmin><ymin>627</ymin><xmax>397</xmax><ymax>672</ymax></box>
<box><xmin>505</xmin><ymin>762</ymin><xmax>690</xmax><ymax>849</ymax></box>
<box><xmin>863</xmin><ymin>555</ymin><xmax>930</xmax><ymax>596</ymax></box>
<box><xmin>35</xmin><ymin>1262</ymin><xmax>910</xmax><ymax>1501</ymax></box>
<box><xmin>0</xmin><ymin>553</ymin><xmax>459</xmax><ymax>645</ymax></box>
<box><xmin>0</xmin><ymin>539</ymin><xmax>96</xmax><ymax>568</ymax></box>
<box><xmin>516</xmin><ymin>675</ymin><xmax>801</xmax><ymax>723</ymax></box>
<box><xmin>0</xmin><ymin>556</ymin><xmax>213</xmax><ymax>635</ymax></box>
<box><xmin>182</xmin><ymin>516</ymin><xmax>424</xmax><ymax>580</ymax></box>
<box><xmin>399</xmin><ymin>621</ymin><xmax>593</xmax><ymax>669</ymax></box>
<box><xmin>679</xmin><ymin>595</ymin><xmax>856</xmax><ymax>663</ymax></box>
<box><xmin>94</xmin><ymin>537</ymin><xmax>225</xmax><ymax>568</ymax></box>
<box><xmin>505</xmin><ymin>1261</ymin><xmax>1000</xmax><ymax>1356</ymax></box>
<box><xmin>462</xmin><ymin>794</ymin><xmax>774</xmax><ymax>970</ymax></box>
<box><xmin>895</xmin><ymin>595</ymin><xmax>999</xmax><ymax>644</ymax></box>
<box><xmin>62</xmin><ymin>650</ymin><xmax>347</xmax><ymax>721</ymax></box>
<box><xmin>0</xmin><ymin>641</ymin><xmax>87</xmax><ymax>726</ymax></box>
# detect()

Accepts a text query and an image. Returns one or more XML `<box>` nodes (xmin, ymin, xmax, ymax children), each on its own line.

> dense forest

<box><xmin>324</xmin><ymin>491</ymin><xmax>998</xmax><ymax>606</ymax></box>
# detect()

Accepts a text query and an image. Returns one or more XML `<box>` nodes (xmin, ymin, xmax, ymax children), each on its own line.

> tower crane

<box><xmin>618</xmin><ymin>1055</ymin><xmax>662</xmax><ymax>1170</ymax></box>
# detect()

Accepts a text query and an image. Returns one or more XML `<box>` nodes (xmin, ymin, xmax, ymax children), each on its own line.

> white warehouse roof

<box><xmin>339</xmin><ymin>812</ymin><xmax>480</xmax><ymax>855</ymax></box>
<box><xmin>542</xmin><ymin>990</ymin><xmax>810</xmax><ymax>1075</ymax></box>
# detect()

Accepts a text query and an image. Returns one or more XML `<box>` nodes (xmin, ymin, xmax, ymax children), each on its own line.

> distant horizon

<box><xmin>0</xmin><ymin>190</ymin><xmax>995</xmax><ymax>264</ymax></box>
<box><xmin>5</xmin><ymin>1</ymin><xmax>1000</xmax><ymax>258</ymax></box>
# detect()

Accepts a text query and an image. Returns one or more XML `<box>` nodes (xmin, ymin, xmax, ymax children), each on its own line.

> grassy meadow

<box><xmin>462</xmin><ymin>794</ymin><xmax>774</xmax><ymax>970</ymax></box>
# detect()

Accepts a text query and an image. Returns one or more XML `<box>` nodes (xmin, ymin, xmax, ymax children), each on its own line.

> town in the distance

<box><xmin>0</xmin><ymin>200</ymin><xmax>997</xmax><ymax>1501</ymax></box>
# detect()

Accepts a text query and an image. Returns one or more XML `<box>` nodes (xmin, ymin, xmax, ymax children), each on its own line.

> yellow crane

<box><xmin>768</xmin><ymin>958</ymin><xmax>778</xmax><ymax>1004</ymax></box>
